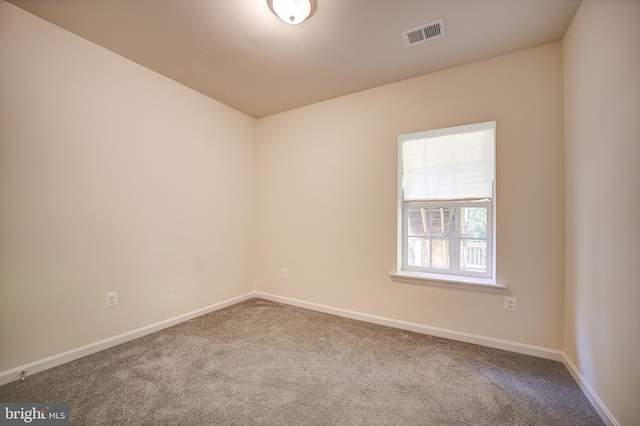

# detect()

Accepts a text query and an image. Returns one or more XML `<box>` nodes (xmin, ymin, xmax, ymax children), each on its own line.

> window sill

<box><xmin>390</xmin><ymin>271</ymin><xmax>506</xmax><ymax>292</ymax></box>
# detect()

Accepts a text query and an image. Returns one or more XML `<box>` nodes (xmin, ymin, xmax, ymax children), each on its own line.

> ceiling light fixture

<box><xmin>267</xmin><ymin>0</ymin><xmax>317</xmax><ymax>25</ymax></box>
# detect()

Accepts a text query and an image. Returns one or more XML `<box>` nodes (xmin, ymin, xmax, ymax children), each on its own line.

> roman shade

<box><xmin>401</xmin><ymin>128</ymin><xmax>494</xmax><ymax>202</ymax></box>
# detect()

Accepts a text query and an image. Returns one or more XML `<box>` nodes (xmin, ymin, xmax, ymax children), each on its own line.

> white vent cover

<box><xmin>402</xmin><ymin>18</ymin><xmax>445</xmax><ymax>47</ymax></box>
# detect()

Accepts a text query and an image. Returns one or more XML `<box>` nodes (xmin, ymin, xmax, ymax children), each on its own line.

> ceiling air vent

<box><xmin>402</xmin><ymin>18</ymin><xmax>445</xmax><ymax>47</ymax></box>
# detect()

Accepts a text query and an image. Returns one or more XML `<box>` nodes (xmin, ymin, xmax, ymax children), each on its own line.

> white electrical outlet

<box><xmin>504</xmin><ymin>296</ymin><xmax>517</xmax><ymax>312</ymax></box>
<box><xmin>281</xmin><ymin>268</ymin><xmax>288</xmax><ymax>279</ymax></box>
<box><xmin>105</xmin><ymin>292</ymin><xmax>118</xmax><ymax>308</ymax></box>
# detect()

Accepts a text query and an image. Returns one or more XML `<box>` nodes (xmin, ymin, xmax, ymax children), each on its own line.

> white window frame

<box><xmin>391</xmin><ymin>121</ymin><xmax>504</xmax><ymax>291</ymax></box>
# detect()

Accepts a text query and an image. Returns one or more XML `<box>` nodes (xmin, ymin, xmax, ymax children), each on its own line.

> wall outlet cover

<box><xmin>504</xmin><ymin>296</ymin><xmax>517</xmax><ymax>312</ymax></box>
<box><xmin>105</xmin><ymin>292</ymin><xmax>118</xmax><ymax>307</ymax></box>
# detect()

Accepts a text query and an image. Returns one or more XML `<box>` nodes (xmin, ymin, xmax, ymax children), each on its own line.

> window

<box><xmin>393</xmin><ymin>121</ymin><xmax>501</xmax><ymax>289</ymax></box>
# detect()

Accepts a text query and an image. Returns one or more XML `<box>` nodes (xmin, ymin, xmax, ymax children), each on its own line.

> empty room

<box><xmin>0</xmin><ymin>0</ymin><xmax>638</xmax><ymax>424</ymax></box>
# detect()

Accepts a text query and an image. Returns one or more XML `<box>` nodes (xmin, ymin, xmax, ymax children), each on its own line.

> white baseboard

<box><xmin>1</xmin><ymin>290</ymin><xmax>616</xmax><ymax>426</ymax></box>
<box><xmin>256</xmin><ymin>292</ymin><xmax>617</xmax><ymax>426</ymax></box>
<box><xmin>255</xmin><ymin>292</ymin><xmax>564</xmax><ymax>361</ymax></box>
<box><xmin>562</xmin><ymin>354</ymin><xmax>618</xmax><ymax>426</ymax></box>
<box><xmin>0</xmin><ymin>292</ymin><xmax>255</xmax><ymax>386</ymax></box>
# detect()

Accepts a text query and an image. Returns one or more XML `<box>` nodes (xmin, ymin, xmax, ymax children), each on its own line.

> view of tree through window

<box><xmin>407</xmin><ymin>205</ymin><xmax>488</xmax><ymax>273</ymax></box>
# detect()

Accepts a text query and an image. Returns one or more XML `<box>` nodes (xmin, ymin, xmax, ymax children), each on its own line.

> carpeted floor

<box><xmin>1</xmin><ymin>298</ymin><xmax>603</xmax><ymax>425</ymax></box>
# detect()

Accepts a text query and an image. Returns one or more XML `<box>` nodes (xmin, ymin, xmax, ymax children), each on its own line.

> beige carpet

<box><xmin>0</xmin><ymin>298</ymin><xmax>603</xmax><ymax>425</ymax></box>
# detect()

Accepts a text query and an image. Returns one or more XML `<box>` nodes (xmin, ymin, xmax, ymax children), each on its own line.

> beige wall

<box><xmin>255</xmin><ymin>42</ymin><xmax>565</xmax><ymax>349</ymax></box>
<box><xmin>0</xmin><ymin>2</ymin><xmax>256</xmax><ymax>372</ymax></box>
<box><xmin>563</xmin><ymin>1</ymin><xmax>640</xmax><ymax>424</ymax></box>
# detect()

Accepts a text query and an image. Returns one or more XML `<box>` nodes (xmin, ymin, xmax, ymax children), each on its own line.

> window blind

<box><xmin>402</xmin><ymin>128</ymin><xmax>494</xmax><ymax>202</ymax></box>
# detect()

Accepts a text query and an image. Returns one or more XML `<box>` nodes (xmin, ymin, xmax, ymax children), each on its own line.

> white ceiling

<box><xmin>8</xmin><ymin>0</ymin><xmax>582</xmax><ymax>118</ymax></box>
